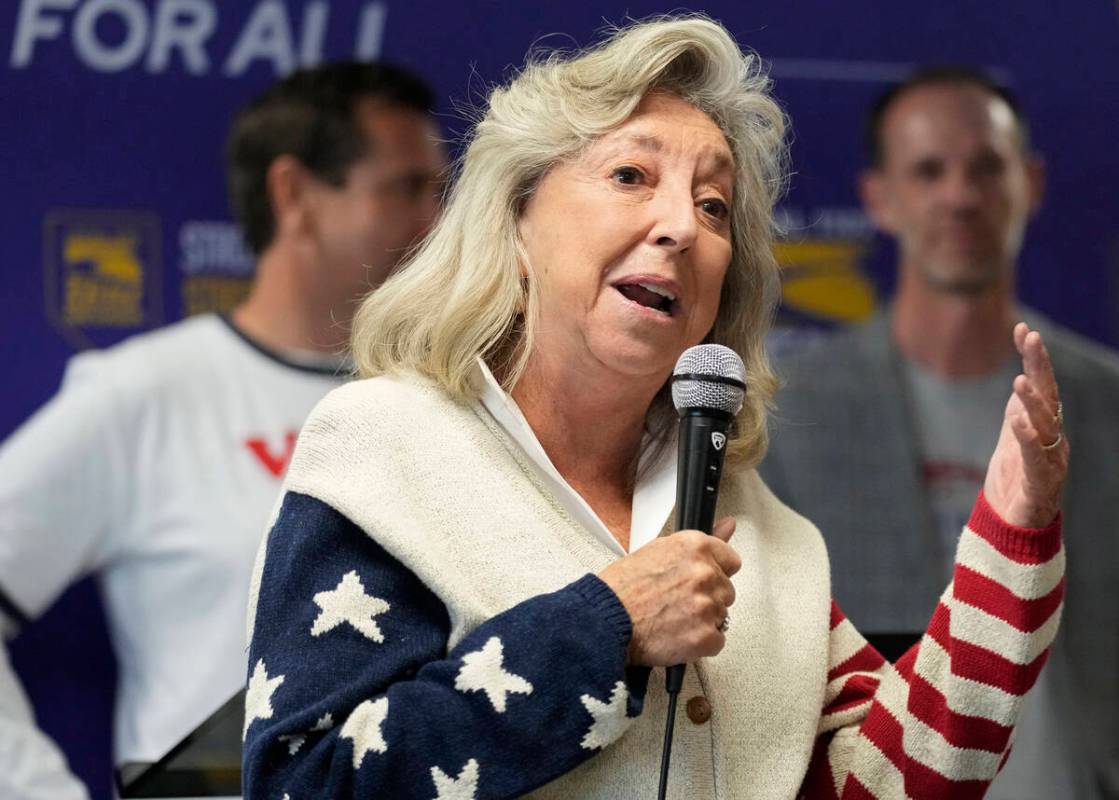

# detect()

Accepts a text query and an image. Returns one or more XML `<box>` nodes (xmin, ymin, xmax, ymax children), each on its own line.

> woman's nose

<box><xmin>649</xmin><ymin>186</ymin><xmax>698</xmax><ymax>252</ymax></box>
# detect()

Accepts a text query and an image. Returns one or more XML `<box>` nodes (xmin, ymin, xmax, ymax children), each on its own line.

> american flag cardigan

<box><xmin>243</xmin><ymin>376</ymin><xmax>1064</xmax><ymax>799</ymax></box>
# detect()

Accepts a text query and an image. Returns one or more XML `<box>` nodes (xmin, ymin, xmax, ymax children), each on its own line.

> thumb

<box><xmin>712</xmin><ymin>516</ymin><xmax>737</xmax><ymax>543</ymax></box>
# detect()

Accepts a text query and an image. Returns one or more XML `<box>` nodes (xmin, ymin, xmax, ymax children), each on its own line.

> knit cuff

<box><xmin>968</xmin><ymin>490</ymin><xmax>1063</xmax><ymax>563</ymax></box>
<box><xmin>568</xmin><ymin>573</ymin><xmax>633</xmax><ymax>651</ymax></box>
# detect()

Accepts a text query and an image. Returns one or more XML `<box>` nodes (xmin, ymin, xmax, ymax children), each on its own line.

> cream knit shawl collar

<box><xmin>252</xmin><ymin>373</ymin><xmax>835</xmax><ymax>798</ymax></box>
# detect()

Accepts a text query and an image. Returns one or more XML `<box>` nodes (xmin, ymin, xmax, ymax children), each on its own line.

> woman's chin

<box><xmin>586</xmin><ymin>338</ymin><xmax>683</xmax><ymax>384</ymax></box>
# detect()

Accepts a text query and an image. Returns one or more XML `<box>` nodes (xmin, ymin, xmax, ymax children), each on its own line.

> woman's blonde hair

<box><xmin>351</xmin><ymin>14</ymin><xmax>787</xmax><ymax>468</ymax></box>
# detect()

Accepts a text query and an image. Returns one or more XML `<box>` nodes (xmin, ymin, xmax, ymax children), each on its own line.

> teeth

<box><xmin>637</xmin><ymin>282</ymin><xmax>676</xmax><ymax>302</ymax></box>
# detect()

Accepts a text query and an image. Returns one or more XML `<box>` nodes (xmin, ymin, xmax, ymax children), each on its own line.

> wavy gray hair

<box><xmin>351</xmin><ymin>14</ymin><xmax>788</xmax><ymax>467</ymax></box>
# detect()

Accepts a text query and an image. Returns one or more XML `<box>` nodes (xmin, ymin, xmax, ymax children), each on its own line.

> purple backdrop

<box><xmin>2</xmin><ymin>1</ymin><xmax>1117</xmax><ymax>796</ymax></box>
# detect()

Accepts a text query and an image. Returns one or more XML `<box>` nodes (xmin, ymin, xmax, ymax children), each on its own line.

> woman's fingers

<box><xmin>985</xmin><ymin>323</ymin><xmax>1068</xmax><ymax>529</ymax></box>
<box><xmin>712</xmin><ymin>516</ymin><xmax>737</xmax><ymax>542</ymax></box>
<box><xmin>1014</xmin><ymin>324</ymin><xmax>1064</xmax><ymax>452</ymax></box>
<box><xmin>1017</xmin><ymin>325</ymin><xmax>1060</xmax><ymax>406</ymax></box>
<box><xmin>713</xmin><ymin>571</ymin><xmax>736</xmax><ymax>611</ymax></box>
<box><xmin>1014</xmin><ymin>374</ymin><xmax>1060</xmax><ymax>449</ymax></box>
<box><xmin>601</xmin><ymin>527</ymin><xmax>743</xmax><ymax>666</ymax></box>
<box><xmin>1009</xmin><ymin>408</ymin><xmax>1065</xmax><ymax>518</ymax></box>
<box><xmin>710</xmin><ymin>539</ymin><xmax>742</xmax><ymax>578</ymax></box>
<box><xmin>1009</xmin><ymin>406</ymin><xmax>1044</xmax><ymax>464</ymax></box>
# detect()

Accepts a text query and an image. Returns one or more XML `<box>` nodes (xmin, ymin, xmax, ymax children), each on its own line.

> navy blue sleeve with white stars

<box><xmin>243</xmin><ymin>491</ymin><xmax>648</xmax><ymax>799</ymax></box>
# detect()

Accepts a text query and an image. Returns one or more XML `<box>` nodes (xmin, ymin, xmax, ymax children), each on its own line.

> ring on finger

<box><xmin>1054</xmin><ymin>400</ymin><xmax>1063</xmax><ymax>428</ymax></box>
<box><xmin>718</xmin><ymin>612</ymin><xmax>731</xmax><ymax>634</ymax></box>
<box><xmin>1042</xmin><ymin>431</ymin><xmax>1063</xmax><ymax>451</ymax></box>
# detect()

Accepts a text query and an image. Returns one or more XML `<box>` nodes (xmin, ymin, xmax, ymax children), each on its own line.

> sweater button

<box><xmin>685</xmin><ymin>695</ymin><xmax>711</xmax><ymax>725</ymax></box>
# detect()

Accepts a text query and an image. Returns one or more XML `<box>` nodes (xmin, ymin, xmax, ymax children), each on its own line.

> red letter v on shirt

<box><xmin>245</xmin><ymin>431</ymin><xmax>298</xmax><ymax>478</ymax></box>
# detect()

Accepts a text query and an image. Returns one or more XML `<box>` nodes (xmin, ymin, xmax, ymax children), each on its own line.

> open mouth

<box><xmin>614</xmin><ymin>281</ymin><xmax>678</xmax><ymax>317</ymax></box>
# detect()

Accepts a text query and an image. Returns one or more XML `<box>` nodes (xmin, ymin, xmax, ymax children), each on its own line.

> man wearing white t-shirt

<box><xmin>0</xmin><ymin>61</ymin><xmax>445</xmax><ymax>798</ymax></box>
<box><xmin>761</xmin><ymin>68</ymin><xmax>1119</xmax><ymax>798</ymax></box>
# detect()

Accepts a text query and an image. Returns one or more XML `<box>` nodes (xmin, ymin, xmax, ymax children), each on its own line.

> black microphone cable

<box><xmin>656</xmin><ymin>344</ymin><xmax>745</xmax><ymax>800</ymax></box>
<box><xmin>657</xmin><ymin>677</ymin><xmax>682</xmax><ymax>800</ymax></box>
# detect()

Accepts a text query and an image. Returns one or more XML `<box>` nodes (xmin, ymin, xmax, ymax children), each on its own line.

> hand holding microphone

<box><xmin>598</xmin><ymin>515</ymin><xmax>740</xmax><ymax>666</ymax></box>
<box><xmin>597</xmin><ymin>344</ymin><xmax>747</xmax><ymax>800</ymax></box>
<box><xmin>597</xmin><ymin>344</ymin><xmax>747</xmax><ymax>667</ymax></box>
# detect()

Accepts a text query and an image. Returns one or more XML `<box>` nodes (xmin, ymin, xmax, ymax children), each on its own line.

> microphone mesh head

<box><xmin>671</xmin><ymin>344</ymin><xmax>746</xmax><ymax>414</ymax></box>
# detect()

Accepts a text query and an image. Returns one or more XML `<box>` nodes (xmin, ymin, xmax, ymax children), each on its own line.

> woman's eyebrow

<box><xmin>603</xmin><ymin>133</ymin><xmax>734</xmax><ymax>169</ymax></box>
<box><xmin>621</xmin><ymin>133</ymin><xmax>664</xmax><ymax>153</ymax></box>
<box><xmin>588</xmin><ymin>133</ymin><xmax>663</xmax><ymax>163</ymax></box>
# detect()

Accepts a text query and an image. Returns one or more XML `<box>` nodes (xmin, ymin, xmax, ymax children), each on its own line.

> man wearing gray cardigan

<box><xmin>760</xmin><ymin>68</ymin><xmax>1119</xmax><ymax>799</ymax></box>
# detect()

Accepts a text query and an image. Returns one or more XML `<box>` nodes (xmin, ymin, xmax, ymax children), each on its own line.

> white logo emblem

<box><xmin>711</xmin><ymin>432</ymin><xmax>726</xmax><ymax>450</ymax></box>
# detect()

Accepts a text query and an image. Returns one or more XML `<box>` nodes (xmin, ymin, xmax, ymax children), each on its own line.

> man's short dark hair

<box><xmin>865</xmin><ymin>66</ymin><xmax>1031</xmax><ymax>167</ymax></box>
<box><xmin>227</xmin><ymin>61</ymin><xmax>435</xmax><ymax>255</ymax></box>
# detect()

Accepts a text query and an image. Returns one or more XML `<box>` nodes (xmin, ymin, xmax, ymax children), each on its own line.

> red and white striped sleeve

<box><xmin>798</xmin><ymin>491</ymin><xmax>1065</xmax><ymax>800</ymax></box>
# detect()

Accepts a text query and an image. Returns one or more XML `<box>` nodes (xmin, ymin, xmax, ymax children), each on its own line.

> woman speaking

<box><xmin>242</xmin><ymin>16</ymin><xmax>1067</xmax><ymax>799</ymax></box>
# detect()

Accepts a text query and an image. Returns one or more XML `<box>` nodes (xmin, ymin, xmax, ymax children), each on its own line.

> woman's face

<box><xmin>518</xmin><ymin>92</ymin><xmax>735</xmax><ymax>385</ymax></box>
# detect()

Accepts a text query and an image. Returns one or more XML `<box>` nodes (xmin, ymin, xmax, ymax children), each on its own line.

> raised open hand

<box><xmin>983</xmin><ymin>323</ymin><xmax>1069</xmax><ymax>528</ymax></box>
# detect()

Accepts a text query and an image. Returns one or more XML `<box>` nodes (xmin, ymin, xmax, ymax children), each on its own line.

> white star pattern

<box><xmin>311</xmin><ymin>711</ymin><xmax>331</xmax><ymax>733</ymax></box>
<box><xmin>311</xmin><ymin>571</ymin><xmax>391</xmax><ymax>642</ymax></box>
<box><xmin>312</xmin><ymin>713</ymin><xmax>334</xmax><ymax>731</ymax></box>
<box><xmin>339</xmin><ymin>697</ymin><xmax>390</xmax><ymax>769</ymax></box>
<box><xmin>453</xmin><ymin>637</ymin><xmax>533</xmax><ymax>713</ymax></box>
<box><xmin>579</xmin><ymin>681</ymin><xmax>631</xmax><ymax>750</ymax></box>
<box><xmin>278</xmin><ymin>711</ymin><xmax>333</xmax><ymax>756</ymax></box>
<box><xmin>431</xmin><ymin>758</ymin><xmax>480</xmax><ymax>799</ymax></box>
<box><xmin>279</xmin><ymin>733</ymin><xmax>305</xmax><ymax>755</ymax></box>
<box><xmin>244</xmin><ymin>659</ymin><xmax>285</xmax><ymax>739</ymax></box>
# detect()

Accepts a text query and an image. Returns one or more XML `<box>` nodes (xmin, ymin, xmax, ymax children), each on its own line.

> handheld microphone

<box><xmin>670</xmin><ymin>344</ymin><xmax>747</xmax><ymax>540</ymax></box>
<box><xmin>658</xmin><ymin>343</ymin><xmax>746</xmax><ymax>800</ymax></box>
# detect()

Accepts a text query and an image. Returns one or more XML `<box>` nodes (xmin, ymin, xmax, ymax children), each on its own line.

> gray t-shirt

<box><xmin>902</xmin><ymin>356</ymin><xmax>1076</xmax><ymax>800</ymax></box>
<box><xmin>903</xmin><ymin>358</ymin><xmax>1015</xmax><ymax>579</ymax></box>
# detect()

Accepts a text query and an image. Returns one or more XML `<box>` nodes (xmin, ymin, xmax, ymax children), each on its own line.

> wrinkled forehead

<box><xmin>880</xmin><ymin>84</ymin><xmax>1025</xmax><ymax>162</ymax></box>
<box><xmin>587</xmin><ymin>93</ymin><xmax>736</xmax><ymax>175</ymax></box>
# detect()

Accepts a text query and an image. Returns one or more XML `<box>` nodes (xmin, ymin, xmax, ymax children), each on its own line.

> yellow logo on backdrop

<box><xmin>62</xmin><ymin>234</ymin><xmax>144</xmax><ymax>325</ymax></box>
<box><xmin>44</xmin><ymin>210</ymin><xmax>162</xmax><ymax>349</ymax></box>
<box><xmin>774</xmin><ymin>239</ymin><xmax>876</xmax><ymax>324</ymax></box>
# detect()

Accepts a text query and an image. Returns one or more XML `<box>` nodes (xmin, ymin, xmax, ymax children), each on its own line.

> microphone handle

<box><xmin>667</xmin><ymin>409</ymin><xmax>732</xmax><ymax>693</ymax></box>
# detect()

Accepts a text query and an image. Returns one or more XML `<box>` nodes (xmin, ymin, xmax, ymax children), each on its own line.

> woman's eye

<box><xmin>700</xmin><ymin>198</ymin><xmax>729</xmax><ymax>220</ymax></box>
<box><xmin>611</xmin><ymin>166</ymin><xmax>643</xmax><ymax>185</ymax></box>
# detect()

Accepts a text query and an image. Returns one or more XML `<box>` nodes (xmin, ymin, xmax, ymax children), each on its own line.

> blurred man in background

<box><xmin>0</xmin><ymin>60</ymin><xmax>445</xmax><ymax>798</ymax></box>
<box><xmin>761</xmin><ymin>68</ymin><xmax>1119</xmax><ymax>798</ymax></box>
